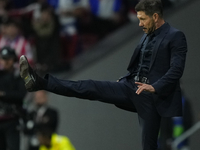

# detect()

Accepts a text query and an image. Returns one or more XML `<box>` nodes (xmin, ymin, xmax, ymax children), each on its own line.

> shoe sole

<box><xmin>19</xmin><ymin>55</ymin><xmax>35</xmax><ymax>90</ymax></box>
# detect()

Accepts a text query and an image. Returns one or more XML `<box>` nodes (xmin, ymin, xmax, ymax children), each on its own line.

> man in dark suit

<box><xmin>24</xmin><ymin>90</ymin><xmax>58</xmax><ymax>150</ymax></box>
<box><xmin>19</xmin><ymin>0</ymin><xmax>187</xmax><ymax>149</ymax></box>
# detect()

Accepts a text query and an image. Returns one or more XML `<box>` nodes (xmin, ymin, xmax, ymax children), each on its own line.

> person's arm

<box><xmin>135</xmin><ymin>31</ymin><xmax>187</xmax><ymax>95</ymax></box>
<box><xmin>152</xmin><ymin>31</ymin><xmax>187</xmax><ymax>94</ymax></box>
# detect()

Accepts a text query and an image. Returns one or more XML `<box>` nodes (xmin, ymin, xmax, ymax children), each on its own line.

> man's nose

<box><xmin>139</xmin><ymin>22</ymin><xmax>143</xmax><ymax>27</ymax></box>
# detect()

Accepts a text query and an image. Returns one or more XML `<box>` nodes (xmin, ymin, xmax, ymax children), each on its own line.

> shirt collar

<box><xmin>153</xmin><ymin>22</ymin><xmax>167</xmax><ymax>36</ymax></box>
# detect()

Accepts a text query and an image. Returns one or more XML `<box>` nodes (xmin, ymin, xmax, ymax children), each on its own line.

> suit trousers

<box><xmin>44</xmin><ymin>74</ymin><xmax>161</xmax><ymax>150</ymax></box>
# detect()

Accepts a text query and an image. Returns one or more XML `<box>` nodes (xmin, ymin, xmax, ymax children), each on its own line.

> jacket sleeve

<box><xmin>151</xmin><ymin>31</ymin><xmax>187</xmax><ymax>94</ymax></box>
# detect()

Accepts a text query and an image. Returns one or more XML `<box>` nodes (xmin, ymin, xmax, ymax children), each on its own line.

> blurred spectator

<box><xmin>0</xmin><ymin>0</ymin><xmax>10</xmax><ymax>24</ymax></box>
<box><xmin>46</xmin><ymin>0</ymin><xmax>85</xmax><ymax>60</ymax></box>
<box><xmin>125</xmin><ymin>0</ymin><xmax>139</xmax><ymax>22</ymax></box>
<box><xmin>47</xmin><ymin>0</ymin><xmax>80</xmax><ymax>36</ymax></box>
<box><xmin>76</xmin><ymin>0</ymin><xmax>128</xmax><ymax>35</ymax></box>
<box><xmin>0</xmin><ymin>46</ymin><xmax>27</xmax><ymax>150</ymax></box>
<box><xmin>37</xmin><ymin>127</ymin><xmax>75</xmax><ymax>150</ymax></box>
<box><xmin>24</xmin><ymin>90</ymin><xmax>59</xmax><ymax>150</ymax></box>
<box><xmin>68</xmin><ymin>0</ymin><xmax>129</xmax><ymax>50</ymax></box>
<box><xmin>0</xmin><ymin>18</ymin><xmax>35</xmax><ymax>65</ymax></box>
<box><xmin>32</xmin><ymin>4</ymin><xmax>63</xmax><ymax>73</ymax></box>
<box><xmin>158</xmin><ymin>92</ymin><xmax>194</xmax><ymax>150</ymax></box>
<box><xmin>88</xmin><ymin>0</ymin><xmax>126</xmax><ymax>22</ymax></box>
<box><xmin>18</xmin><ymin>0</ymin><xmax>82</xmax><ymax>63</ymax></box>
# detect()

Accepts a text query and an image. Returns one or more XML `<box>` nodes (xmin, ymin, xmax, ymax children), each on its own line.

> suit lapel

<box><xmin>149</xmin><ymin>23</ymin><xmax>170</xmax><ymax>71</ymax></box>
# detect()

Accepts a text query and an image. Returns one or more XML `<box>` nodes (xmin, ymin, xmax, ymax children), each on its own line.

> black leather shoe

<box><xmin>19</xmin><ymin>55</ymin><xmax>39</xmax><ymax>91</ymax></box>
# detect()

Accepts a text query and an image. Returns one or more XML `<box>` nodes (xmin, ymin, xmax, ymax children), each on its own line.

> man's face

<box><xmin>34</xmin><ymin>91</ymin><xmax>48</xmax><ymax>106</ymax></box>
<box><xmin>0</xmin><ymin>58</ymin><xmax>14</xmax><ymax>70</ymax></box>
<box><xmin>5</xmin><ymin>24</ymin><xmax>19</xmax><ymax>38</ymax></box>
<box><xmin>137</xmin><ymin>11</ymin><xmax>156</xmax><ymax>34</ymax></box>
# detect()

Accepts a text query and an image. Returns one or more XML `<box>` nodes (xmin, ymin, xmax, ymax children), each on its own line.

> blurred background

<box><xmin>0</xmin><ymin>0</ymin><xmax>200</xmax><ymax>150</ymax></box>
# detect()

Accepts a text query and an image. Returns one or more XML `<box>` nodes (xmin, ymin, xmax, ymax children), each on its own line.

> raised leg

<box><xmin>44</xmin><ymin>74</ymin><xmax>132</xmax><ymax>105</ymax></box>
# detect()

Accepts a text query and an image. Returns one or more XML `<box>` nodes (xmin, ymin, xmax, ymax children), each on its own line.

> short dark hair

<box><xmin>135</xmin><ymin>0</ymin><xmax>163</xmax><ymax>18</ymax></box>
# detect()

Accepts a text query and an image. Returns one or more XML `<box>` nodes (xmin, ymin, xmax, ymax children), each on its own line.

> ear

<box><xmin>153</xmin><ymin>13</ymin><xmax>159</xmax><ymax>22</ymax></box>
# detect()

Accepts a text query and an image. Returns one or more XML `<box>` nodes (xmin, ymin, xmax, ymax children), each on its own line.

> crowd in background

<box><xmin>0</xmin><ymin>0</ymin><xmax>175</xmax><ymax>74</ymax></box>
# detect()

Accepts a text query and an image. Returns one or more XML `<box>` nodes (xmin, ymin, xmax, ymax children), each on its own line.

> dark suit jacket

<box><xmin>117</xmin><ymin>23</ymin><xmax>187</xmax><ymax>117</ymax></box>
<box><xmin>0</xmin><ymin>70</ymin><xmax>27</xmax><ymax>120</ymax></box>
<box><xmin>24</xmin><ymin>106</ymin><xmax>59</xmax><ymax>135</ymax></box>
<box><xmin>34</xmin><ymin>107</ymin><xmax>59</xmax><ymax>131</ymax></box>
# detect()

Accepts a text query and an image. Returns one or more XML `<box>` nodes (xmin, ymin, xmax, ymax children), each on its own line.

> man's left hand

<box><xmin>135</xmin><ymin>82</ymin><xmax>155</xmax><ymax>95</ymax></box>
